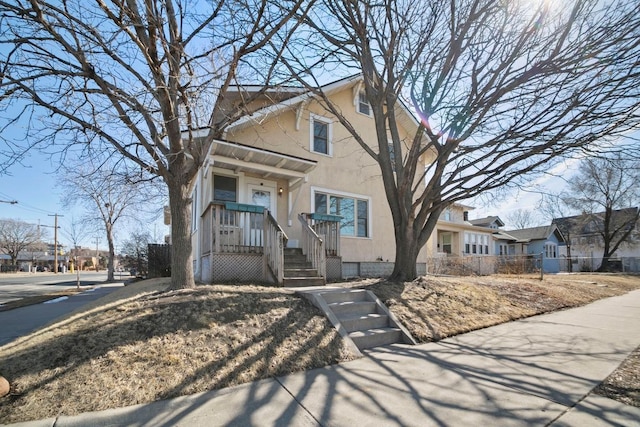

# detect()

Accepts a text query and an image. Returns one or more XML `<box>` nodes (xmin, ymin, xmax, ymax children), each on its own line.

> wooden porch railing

<box><xmin>201</xmin><ymin>202</ymin><xmax>287</xmax><ymax>283</ymax></box>
<box><xmin>201</xmin><ymin>202</ymin><xmax>270</xmax><ymax>254</ymax></box>
<box><xmin>264</xmin><ymin>211</ymin><xmax>288</xmax><ymax>283</ymax></box>
<box><xmin>302</xmin><ymin>213</ymin><xmax>341</xmax><ymax>257</ymax></box>
<box><xmin>298</xmin><ymin>213</ymin><xmax>326</xmax><ymax>279</ymax></box>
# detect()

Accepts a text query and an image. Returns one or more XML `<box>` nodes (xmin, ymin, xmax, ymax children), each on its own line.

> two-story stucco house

<box><xmin>189</xmin><ymin>75</ymin><xmax>433</xmax><ymax>285</ymax></box>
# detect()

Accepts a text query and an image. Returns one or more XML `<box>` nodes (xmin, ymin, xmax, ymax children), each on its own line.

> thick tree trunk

<box><xmin>389</xmin><ymin>223</ymin><xmax>420</xmax><ymax>282</ymax></box>
<box><xmin>598</xmin><ymin>239</ymin><xmax>612</xmax><ymax>272</ymax></box>
<box><xmin>390</xmin><ymin>242</ymin><xmax>419</xmax><ymax>282</ymax></box>
<box><xmin>167</xmin><ymin>179</ymin><xmax>195</xmax><ymax>289</ymax></box>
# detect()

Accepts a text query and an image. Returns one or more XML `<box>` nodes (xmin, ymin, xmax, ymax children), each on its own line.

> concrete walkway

<box><xmin>5</xmin><ymin>289</ymin><xmax>640</xmax><ymax>426</ymax></box>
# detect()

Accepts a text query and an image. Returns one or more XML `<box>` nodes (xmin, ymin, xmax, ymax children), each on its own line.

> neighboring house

<box><xmin>0</xmin><ymin>246</ymin><xmax>69</xmax><ymax>272</ymax></box>
<box><xmin>468</xmin><ymin>216</ymin><xmax>505</xmax><ymax>230</ymax></box>
<box><xmin>190</xmin><ymin>75</ymin><xmax>433</xmax><ymax>284</ymax></box>
<box><xmin>497</xmin><ymin>225</ymin><xmax>566</xmax><ymax>273</ymax></box>
<box><xmin>553</xmin><ymin>207</ymin><xmax>640</xmax><ymax>271</ymax></box>
<box><xmin>426</xmin><ymin>205</ymin><xmax>496</xmax><ymax>257</ymax></box>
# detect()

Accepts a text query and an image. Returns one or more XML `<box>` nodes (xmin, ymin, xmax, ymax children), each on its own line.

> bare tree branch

<box><xmin>285</xmin><ymin>0</ymin><xmax>640</xmax><ymax>280</ymax></box>
<box><xmin>0</xmin><ymin>0</ymin><xmax>312</xmax><ymax>288</ymax></box>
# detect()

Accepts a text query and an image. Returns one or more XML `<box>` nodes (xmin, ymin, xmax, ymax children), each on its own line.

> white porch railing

<box><xmin>298</xmin><ymin>213</ymin><xmax>326</xmax><ymax>279</ymax></box>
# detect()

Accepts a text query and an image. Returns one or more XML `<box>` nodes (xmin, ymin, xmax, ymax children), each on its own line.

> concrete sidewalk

<box><xmin>6</xmin><ymin>290</ymin><xmax>640</xmax><ymax>426</ymax></box>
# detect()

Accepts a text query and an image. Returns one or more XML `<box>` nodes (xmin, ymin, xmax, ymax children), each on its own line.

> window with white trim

<box><xmin>310</xmin><ymin>115</ymin><xmax>332</xmax><ymax>155</ymax></box>
<box><xmin>499</xmin><ymin>243</ymin><xmax>508</xmax><ymax>256</ymax></box>
<box><xmin>545</xmin><ymin>242</ymin><xmax>557</xmax><ymax>258</ymax></box>
<box><xmin>314</xmin><ymin>190</ymin><xmax>369</xmax><ymax>237</ymax></box>
<box><xmin>464</xmin><ymin>231</ymin><xmax>491</xmax><ymax>255</ymax></box>
<box><xmin>358</xmin><ymin>91</ymin><xmax>371</xmax><ymax>116</ymax></box>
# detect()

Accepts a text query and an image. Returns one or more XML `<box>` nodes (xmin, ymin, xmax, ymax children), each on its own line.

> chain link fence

<box><xmin>426</xmin><ymin>254</ymin><xmax>542</xmax><ymax>276</ymax></box>
<box><xmin>559</xmin><ymin>256</ymin><xmax>640</xmax><ymax>273</ymax></box>
<box><xmin>426</xmin><ymin>254</ymin><xmax>640</xmax><ymax>276</ymax></box>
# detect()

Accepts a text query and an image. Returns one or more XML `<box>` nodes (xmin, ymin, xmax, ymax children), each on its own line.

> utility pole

<box><xmin>48</xmin><ymin>214</ymin><xmax>63</xmax><ymax>273</ymax></box>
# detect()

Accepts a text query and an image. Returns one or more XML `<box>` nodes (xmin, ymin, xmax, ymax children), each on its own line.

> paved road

<box><xmin>0</xmin><ymin>271</ymin><xmax>127</xmax><ymax>304</ymax></box>
<box><xmin>0</xmin><ymin>283</ymin><xmax>124</xmax><ymax>346</ymax></box>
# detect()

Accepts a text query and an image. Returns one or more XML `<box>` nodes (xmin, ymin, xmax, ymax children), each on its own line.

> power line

<box><xmin>0</xmin><ymin>191</ymin><xmax>56</xmax><ymax>215</ymax></box>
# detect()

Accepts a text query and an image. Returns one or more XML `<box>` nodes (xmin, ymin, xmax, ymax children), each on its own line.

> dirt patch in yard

<box><xmin>594</xmin><ymin>345</ymin><xmax>640</xmax><ymax>407</ymax></box>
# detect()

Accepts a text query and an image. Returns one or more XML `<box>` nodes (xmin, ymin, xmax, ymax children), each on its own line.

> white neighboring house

<box><xmin>553</xmin><ymin>207</ymin><xmax>640</xmax><ymax>272</ymax></box>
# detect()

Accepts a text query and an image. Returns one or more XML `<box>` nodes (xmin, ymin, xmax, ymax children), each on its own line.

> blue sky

<box><xmin>0</xmin><ymin>154</ymin><xmax>169</xmax><ymax>251</ymax></box>
<box><xmin>1</xmin><ymin>144</ymin><xmax>559</xmax><ymax>246</ymax></box>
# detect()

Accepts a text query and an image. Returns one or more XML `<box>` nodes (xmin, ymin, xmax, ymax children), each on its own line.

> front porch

<box><xmin>198</xmin><ymin>202</ymin><xmax>342</xmax><ymax>285</ymax></box>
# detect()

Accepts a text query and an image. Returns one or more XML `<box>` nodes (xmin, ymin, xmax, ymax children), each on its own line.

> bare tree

<box><xmin>0</xmin><ymin>0</ymin><xmax>310</xmax><ymax>289</ymax></box>
<box><xmin>506</xmin><ymin>209</ymin><xmax>536</xmax><ymax>230</ymax></box>
<box><xmin>562</xmin><ymin>153</ymin><xmax>640</xmax><ymax>271</ymax></box>
<box><xmin>60</xmin><ymin>216</ymin><xmax>90</xmax><ymax>289</ymax></box>
<box><xmin>284</xmin><ymin>0</ymin><xmax>640</xmax><ymax>280</ymax></box>
<box><xmin>120</xmin><ymin>230</ymin><xmax>153</xmax><ymax>278</ymax></box>
<box><xmin>0</xmin><ymin>219</ymin><xmax>43</xmax><ymax>268</ymax></box>
<box><xmin>59</xmin><ymin>158</ymin><xmax>162</xmax><ymax>282</ymax></box>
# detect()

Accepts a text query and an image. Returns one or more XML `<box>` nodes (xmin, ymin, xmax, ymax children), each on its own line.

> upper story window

<box><xmin>358</xmin><ymin>91</ymin><xmax>371</xmax><ymax>116</ymax></box>
<box><xmin>310</xmin><ymin>114</ymin><xmax>332</xmax><ymax>156</ymax></box>
<box><xmin>444</xmin><ymin>208</ymin><xmax>452</xmax><ymax>221</ymax></box>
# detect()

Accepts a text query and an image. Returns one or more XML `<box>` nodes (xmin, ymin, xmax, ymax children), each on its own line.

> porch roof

<box><xmin>208</xmin><ymin>139</ymin><xmax>317</xmax><ymax>185</ymax></box>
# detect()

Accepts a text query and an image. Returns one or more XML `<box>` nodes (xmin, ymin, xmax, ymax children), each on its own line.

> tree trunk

<box><xmin>389</xmin><ymin>224</ymin><xmax>420</xmax><ymax>282</ymax></box>
<box><xmin>106</xmin><ymin>225</ymin><xmax>115</xmax><ymax>282</ymax></box>
<box><xmin>598</xmin><ymin>237</ymin><xmax>612</xmax><ymax>272</ymax></box>
<box><xmin>168</xmin><ymin>179</ymin><xmax>195</xmax><ymax>289</ymax></box>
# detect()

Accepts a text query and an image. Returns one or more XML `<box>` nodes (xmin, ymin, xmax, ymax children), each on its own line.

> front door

<box><xmin>247</xmin><ymin>184</ymin><xmax>277</xmax><ymax>246</ymax></box>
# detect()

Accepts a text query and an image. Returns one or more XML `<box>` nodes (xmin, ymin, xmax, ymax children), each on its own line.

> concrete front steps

<box><xmin>298</xmin><ymin>288</ymin><xmax>416</xmax><ymax>355</ymax></box>
<box><xmin>282</xmin><ymin>248</ymin><xmax>325</xmax><ymax>287</ymax></box>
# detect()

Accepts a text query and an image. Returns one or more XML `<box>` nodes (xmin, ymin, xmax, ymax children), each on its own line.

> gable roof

<box><xmin>224</xmin><ymin>74</ymin><xmax>424</xmax><ymax>136</ymax></box>
<box><xmin>553</xmin><ymin>207</ymin><xmax>639</xmax><ymax>236</ymax></box>
<box><xmin>469</xmin><ymin>216</ymin><xmax>504</xmax><ymax>228</ymax></box>
<box><xmin>504</xmin><ymin>224</ymin><xmax>565</xmax><ymax>243</ymax></box>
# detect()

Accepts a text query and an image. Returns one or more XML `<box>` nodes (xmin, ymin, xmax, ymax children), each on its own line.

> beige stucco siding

<box><xmin>220</xmin><ymin>87</ymin><xmax>425</xmax><ymax>263</ymax></box>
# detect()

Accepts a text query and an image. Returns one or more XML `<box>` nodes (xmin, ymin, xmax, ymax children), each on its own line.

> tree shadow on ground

<box><xmin>64</xmin><ymin>315</ymin><xmax>640</xmax><ymax>427</ymax></box>
<box><xmin>0</xmin><ymin>285</ymin><xmax>353</xmax><ymax>423</ymax></box>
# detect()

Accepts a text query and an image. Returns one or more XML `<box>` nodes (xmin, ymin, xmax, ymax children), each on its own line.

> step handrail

<box><xmin>298</xmin><ymin>213</ymin><xmax>326</xmax><ymax>279</ymax></box>
<box><xmin>264</xmin><ymin>210</ymin><xmax>288</xmax><ymax>284</ymax></box>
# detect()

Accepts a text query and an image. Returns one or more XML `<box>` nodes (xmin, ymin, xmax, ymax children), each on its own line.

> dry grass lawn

<box><xmin>1</xmin><ymin>273</ymin><xmax>639</xmax><ymax>423</ymax></box>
